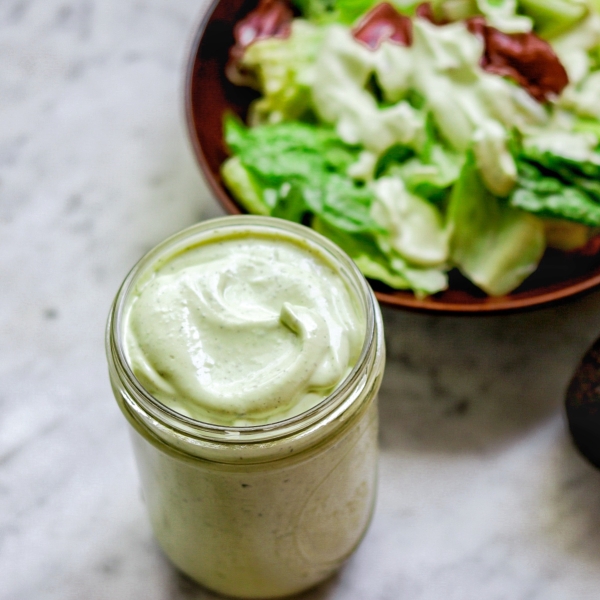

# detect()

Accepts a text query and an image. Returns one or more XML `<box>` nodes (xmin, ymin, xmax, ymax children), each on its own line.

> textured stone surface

<box><xmin>2</xmin><ymin>1</ymin><xmax>600</xmax><ymax>598</ymax></box>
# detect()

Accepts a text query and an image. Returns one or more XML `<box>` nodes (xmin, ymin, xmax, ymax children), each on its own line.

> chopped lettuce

<box><xmin>408</xmin><ymin>18</ymin><xmax>547</xmax><ymax>152</ymax></box>
<box><xmin>312</xmin><ymin>25</ymin><xmax>425</xmax><ymax>154</ymax></box>
<box><xmin>313</xmin><ymin>217</ymin><xmax>448</xmax><ymax>296</ymax></box>
<box><xmin>472</xmin><ymin>121</ymin><xmax>518</xmax><ymax>197</ymax></box>
<box><xmin>221</xmin><ymin>156</ymin><xmax>271</xmax><ymax>215</ymax></box>
<box><xmin>519</xmin><ymin>0</ymin><xmax>589</xmax><ymax>39</ymax></box>
<box><xmin>293</xmin><ymin>0</ymin><xmax>592</xmax><ymax>35</ymax></box>
<box><xmin>371</xmin><ymin>176</ymin><xmax>450</xmax><ymax>266</ymax></box>
<box><xmin>291</xmin><ymin>0</ymin><xmax>372</xmax><ymax>23</ymax></box>
<box><xmin>522</xmin><ymin>128</ymin><xmax>599</xmax><ymax>162</ymax></box>
<box><xmin>449</xmin><ymin>153</ymin><xmax>546</xmax><ymax>296</ymax></box>
<box><xmin>373</xmin><ymin>113</ymin><xmax>464</xmax><ymax>200</ymax></box>
<box><xmin>551</xmin><ymin>11</ymin><xmax>600</xmax><ymax>84</ymax></box>
<box><xmin>561</xmin><ymin>71</ymin><xmax>600</xmax><ymax>119</ymax></box>
<box><xmin>387</xmin><ymin>145</ymin><xmax>463</xmax><ymax>201</ymax></box>
<box><xmin>372</xmin><ymin>112</ymin><xmax>461</xmax><ymax>193</ymax></box>
<box><xmin>374</xmin><ymin>144</ymin><xmax>416</xmax><ymax>178</ymax></box>
<box><xmin>291</xmin><ymin>0</ymin><xmax>423</xmax><ymax>23</ymax></box>
<box><xmin>222</xmin><ymin>115</ymin><xmax>448</xmax><ymax>296</ymax></box>
<box><xmin>222</xmin><ymin>116</ymin><xmax>382</xmax><ymax>234</ymax></box>
<box><xmin>241</xmin><ymin>20</ymin><xmax>325</xmax><ymax>125</ymax></box>
<box><xmin>431</xmin><ymin>0</ymin><xmax>478</xmax><ymax>21</ymax></box>
<box><xmin>434</xmin><ymin>0</ymin><xmax>589</xmax><ymax>34</ymax></box>
<box><xmin>475</xmin><ymin>0</ymin><xmax>533</xmax><ymax>33</ymax></box>
<box><xmin>312</xmin><ymin>15</ymin><xmax>545</xmax><ymax>183</ymax></box>
<box><xmin>574</xmin><ymin>115</ymin><xmax>600</xmax><ymax>141</ymax></box>
<box><xmin>511</xmin><ymin>146</ymin><xmax>600</xmax><ymax>225</ymax></box>
<box><xmin>290</xmin><ymin>0</ymin><xmax>336</xmax><ymax>21</ymax></box>
<box><xmin>222</xmin><ymin>0</ymin><xmax>600</xmax><ymax>298</ymax></box>
<box><xmin>224</xmin><ymin>115</ymin><xmax>357</xmax><ymax>181</ymax></box>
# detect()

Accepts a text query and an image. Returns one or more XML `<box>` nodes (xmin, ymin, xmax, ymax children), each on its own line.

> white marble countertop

<box><xmin>3</xmin><ymin>1</ymin><xmax>600</xmax><ymax>598</ymax></box>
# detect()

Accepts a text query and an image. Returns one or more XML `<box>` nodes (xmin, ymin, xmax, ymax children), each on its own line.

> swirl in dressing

<box><xmin>124</xmin><ymin>233</ymin><xmax>365</xmax><ymax>425</ymax></box>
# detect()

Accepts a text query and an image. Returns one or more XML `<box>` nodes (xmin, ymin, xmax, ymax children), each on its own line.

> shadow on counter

<box><xmin>377</xmin><ymin>291</ymin><xmax>600</xmax><ymax>455</ymax></box>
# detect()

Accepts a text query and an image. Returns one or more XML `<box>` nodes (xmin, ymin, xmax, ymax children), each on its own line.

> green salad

<box><xmin>221</xmin><ymin>0</ymin><xmax>600</xmax><ymax>297</ymax></box>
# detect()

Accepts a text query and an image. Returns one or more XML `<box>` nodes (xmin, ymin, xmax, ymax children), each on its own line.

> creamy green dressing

<box><xmin>311</xmin><ymin>18</ymin><xmax>547</xmax><ymax>188</ymax></box>
<box><xmin>123</xmin><ymin>229</ymin><xmax>365</xmax><ymax>426</ymax></box>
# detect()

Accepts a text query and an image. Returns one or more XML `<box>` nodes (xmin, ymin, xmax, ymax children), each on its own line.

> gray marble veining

<box><xmin>2</xmin><ymin>1</ymin><xmax>600</xmax><ymax>599</ymax></box>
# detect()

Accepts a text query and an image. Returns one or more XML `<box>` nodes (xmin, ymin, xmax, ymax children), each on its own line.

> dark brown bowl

<box><xmin>185</xmin><ymin>0</ymin><xmax>600</xmax><ymax>314</ymax></box>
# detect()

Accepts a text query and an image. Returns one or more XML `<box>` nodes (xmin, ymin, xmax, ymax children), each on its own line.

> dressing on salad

<box><xmin>221</xmin><ymin>0</ymin><xmax>600</xmax><ymax>297</ymax></box>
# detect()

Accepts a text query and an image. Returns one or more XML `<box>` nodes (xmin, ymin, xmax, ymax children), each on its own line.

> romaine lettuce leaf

<box><xmin>222</xmin><ymin>116</ymin><xmax>448</xmax><ymax>295</ymax></box>
<box><xmin>472</xmin><ymin>120</ymin><xmax>518</xmax><ymax>197</ymax></box>
<box><xmin>574</xmin><ymin>116</ymin><xmax>600</xmax><ymax>141</ymax></box>
<box><xmin>224</xmin><ymin>115</ymin><xmax>357</xmax><ymax>181</ymax></box>
<box><xmin>291</xmin><ymin>0</ymin><xmax>336</xmax><ymax>21</ymax></box>
<box><xmin>476</xmin><ymin>0</ymin><xmax>533</xmax><ymax>33</ymax></box>
<box><xmin>431</xmin><ymin>0</ymin><xmax>478</xmax><ymax>21</ymax></box>
<box><xmin>522</xmin><ymin>129</ymin><xmax>599</xmax><ymax>162</ymax></box>
<box><xmin>223</xmin><ymin>2</ymin><xmax>600</xmax><ymax>299</ymax></box>
<box><xmin>222</xmin><ymin>116</ymin><xmax>380</xmax><ymax>234</ymax></box>
<box><xmin>371</xmin><ymin>176</ymin><xmax>450</xmax><ymax>267</ymax></box>
<box><xmin>520</xmin><ymin>146</ymin><xmax>600</xmax><ymax>181</ymax></box>
<box><xmin>551</xmin><ymin>11</ymin><xmax>600</xmax><ymax>84</ymax></box>
<box><xmin>291</xmin><ymin>0</ymin><xmax>423</xmax><ymax>24</ymax></box>
<box><xmin>374</xmin><ymin>144</ymin><xmax>416</xmax><ymax>178</ymax></box>
<box><xmin>510</xmin><ymin>147</ymin><xmax>600</xmax><ymax>225</ymax></box>
<box><xmin>519</xmin><ymin>0</ymin><xmax>588</xmax><ymax>39</ymax></box>
<box><xmin>409</xmin><ymin>18</ymin><xmax>547</xmax><ymax>153</ymax></box>
<box><xmin>512</xmin><ymin>186</ymin><xmax>600</xmax><ymax>226</ymax></box>
<box><xmin>223</xmin><ymin>116</ymin><xmax>383</xmax><ymax>233</ymax></box>
<box><xmin>313</xmin><ymin>216</ymin><xmax>448</xmax><ymax>296</ymax></box>
<box><xmin>561</xmin><ymin>71</ymin><xmax>600</xmax><ymax>119</ymax></box>
<box><xmin>221</xmin><ymin>157</ymin><xmax>271</xmax><ymax>216</ymax></box>
<box><xmin>311</xmin><ymin>25</ymin><xmax>426</xmax><ymax>155</ymax></box>
<box><xmin>448</xmin><ymin>153</ymin><xmax>545</xmax><ymax>296</ymax></box>
<box><xmin>375</xmin><ymin>114</ymin><xmax>464</xmax><ymax>200</ymax></box>
<box><xmin>392</xmin><ymin>145</ymin><xmax>463</xmax><ymax>201</ymax></box>
<box><xmin>291</xmin><ymin>0</ymin><xmax>370</xmax><ymax>23</ymax></box>
<box><xmin>240</xmin><ymin>20</ymin><xmax>325</xmax><ymax>125</ymax></box>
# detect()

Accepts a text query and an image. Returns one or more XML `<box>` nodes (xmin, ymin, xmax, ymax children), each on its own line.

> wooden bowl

<box><xmin>185</xmin><ymin>0</ymin><xmax>600</xmax><ymax>314</ymax></box>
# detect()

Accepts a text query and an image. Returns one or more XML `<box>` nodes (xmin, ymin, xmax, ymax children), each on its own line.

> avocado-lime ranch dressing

<box><xmin>123</xmin><ymin>232</ymin><xmax>365</xmax><ymax>426</ymax></box>
<box><xmin>106</xmin><ymin>217</ymin><xmax>385</xmax><ymax>599</ymax></box>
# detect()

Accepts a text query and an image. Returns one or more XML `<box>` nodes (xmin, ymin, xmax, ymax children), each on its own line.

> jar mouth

<box><xmin>107</xmin><ymin>216</ymin><xmax>379</xmax><ymax>443</ymax></box>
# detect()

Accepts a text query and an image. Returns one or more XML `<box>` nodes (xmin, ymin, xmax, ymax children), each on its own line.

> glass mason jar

<box><xmin>106</xmin><ymin>216</ymin><xmax>385</xmax><ymax>599</ymax></box>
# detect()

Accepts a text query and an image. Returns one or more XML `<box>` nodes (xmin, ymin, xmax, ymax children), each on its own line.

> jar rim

<box><xmin>107</xmin><ymin>215</ymin><xmax>380</xmax><ymax>444</ymax></box>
